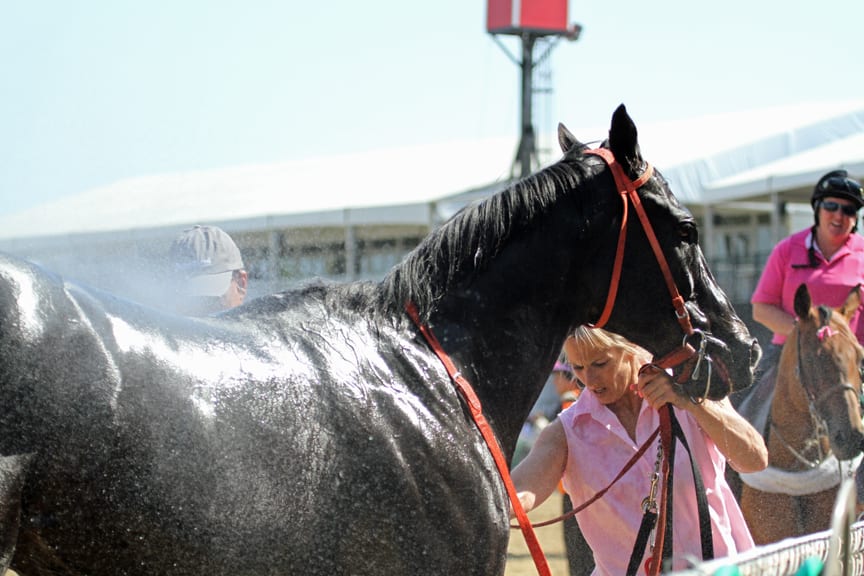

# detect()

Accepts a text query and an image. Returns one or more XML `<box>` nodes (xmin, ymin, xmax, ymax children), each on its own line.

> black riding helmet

<box><xmin>811</xmin><ymin>169</ymin><xmax>864</xmax><ymax>228</ymax></box>
<box><xmin>811</xmin><ymin>169</ymin><xmax>864</xmax><ymax>210</ymax></box>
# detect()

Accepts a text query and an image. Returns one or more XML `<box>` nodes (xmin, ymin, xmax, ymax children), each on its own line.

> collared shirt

<box><xmin>559</xmin><ymin>392</ymin><xmax>754</xmax><ymax>575</ymax></box>
<box><xmin>751</xmin><ymin>228</ymin><xmax>864</xmax><ymax>345</ymax></box>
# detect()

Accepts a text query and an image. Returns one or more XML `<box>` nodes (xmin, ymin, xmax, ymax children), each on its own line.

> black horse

<box><xmin>0</xmin><ymin>105</ymin><xmax>759</xmax><ymax>576</ymax></box>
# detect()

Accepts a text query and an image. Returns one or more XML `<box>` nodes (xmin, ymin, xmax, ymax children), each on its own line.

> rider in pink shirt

<box><xmin>511</xmin><ymin>327</ymin><xmax>766</xmax><ymax>575</ymax></box>
<box><xmin>752</xmin><ymin>228</ymin><xmax>864</xmax><ymax>346</ymax></box>
<box><xmin>752</xmin><ymin>170</ymin><xmax>864</xmax><ymax>347</ymax></box>
<box><xmin>750</xmin><ymin>170</ymin><xmax>864</xmax><ymax>518</ymax></box>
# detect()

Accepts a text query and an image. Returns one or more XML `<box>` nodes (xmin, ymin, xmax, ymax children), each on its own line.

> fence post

<box><xmin>825</xmin><ymin>476</ymin><xmax>857</xmax><ymax>576</ymax></box>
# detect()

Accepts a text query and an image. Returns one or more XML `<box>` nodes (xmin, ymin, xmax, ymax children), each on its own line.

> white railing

<box><xmin>673</xmin><ymin>478</ymin><xmax>863</xmax><ymax>575</ymax></box>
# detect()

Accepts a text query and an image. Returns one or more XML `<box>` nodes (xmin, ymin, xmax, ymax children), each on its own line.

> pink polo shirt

<box><xmin>559</xmin><ymin>392</ymin><xmax>754</xmax><ymax>575</ymax></box>
<box><xmin>751</xmin><ymin>228</ymin><xmax>864</xmax><ymax>345</ymax></box>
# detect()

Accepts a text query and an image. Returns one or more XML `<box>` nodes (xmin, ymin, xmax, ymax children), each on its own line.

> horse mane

<box><xmin>377</xmin><ymin>148</ymin><xmax>591</xmax><ymax>320</ymax></box>
<box><xmin>245</xmin><ymin>145</ymin><xmax>595</xmax><ymax>324</ymax></box>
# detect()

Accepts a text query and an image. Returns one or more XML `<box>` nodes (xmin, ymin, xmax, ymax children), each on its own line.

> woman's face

<box><xmin>817</xmin><ymin>196</ymin><xmax>859</xmax><ymax>240</ymax></box>
<box><xmin>565</xmin><ymin>342</ymin><xmax>638</xmax><ymax>405</ymax></box>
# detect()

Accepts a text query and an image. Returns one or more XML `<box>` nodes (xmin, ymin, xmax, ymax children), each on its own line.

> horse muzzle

<box><xmin>670</xmin><ymin>330</ymin><xmax>760</xmax><ymax>401</ymax></box>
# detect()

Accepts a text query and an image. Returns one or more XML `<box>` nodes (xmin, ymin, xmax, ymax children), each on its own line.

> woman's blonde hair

<box><xmin>566</xmin><ymin>326</ymin><xmax>652</xmax><ymax>365</ymax></box>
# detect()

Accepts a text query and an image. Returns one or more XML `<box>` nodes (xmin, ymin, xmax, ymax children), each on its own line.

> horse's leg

<box><xmin>740</xmin><ymin>486</ymin><xmax>800</xmax><ymax>545</ymax></box>
<box><xmin>0</xmin><ymin>455</ymin><xmax>31</xmax><ymax>575</ymax></box>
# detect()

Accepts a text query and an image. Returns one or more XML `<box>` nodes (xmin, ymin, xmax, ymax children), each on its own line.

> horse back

<box><xmin>0</xmin><ymin>258</ymin><xmax>507</xmax><ymax>574</ymax></box>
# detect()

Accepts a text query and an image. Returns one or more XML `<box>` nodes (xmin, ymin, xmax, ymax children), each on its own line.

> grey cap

<box><xmin>170</xmin><ymin>225</ymin><xmax>244</xmax><ymax>297</ymax></box>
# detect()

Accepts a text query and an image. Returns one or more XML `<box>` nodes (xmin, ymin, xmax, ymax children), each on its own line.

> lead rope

<box><xmin>405</xmin><ymin>301</ymin><xmax>551</xmax><ymax>576</ymax></box>
<box><xmin>626</xmin><ymin>437</ymin><xmax>664</xmax><ymax>576</ymax></box>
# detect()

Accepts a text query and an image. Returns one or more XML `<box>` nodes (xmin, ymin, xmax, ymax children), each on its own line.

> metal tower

<box><xmin>487</xmin><ymin>1</ymin><xmax>581</xmax><ymax>178</ymax></box>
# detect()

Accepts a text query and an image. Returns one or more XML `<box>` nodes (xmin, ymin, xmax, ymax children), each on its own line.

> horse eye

<box><xmin>679</xmin><ymin>222</ymin><xmax>698</xmax><ymax>244</ymax></box>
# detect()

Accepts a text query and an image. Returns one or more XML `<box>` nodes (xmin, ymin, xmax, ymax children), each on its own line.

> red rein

<box><xmin>405</xmin><ymin>301</ymin><xmax>552</xmax><ymax>576</ymax></box>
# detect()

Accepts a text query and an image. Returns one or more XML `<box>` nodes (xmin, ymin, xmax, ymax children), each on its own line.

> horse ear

<box><xmin>558</xmin><ymin>123</ymin><xmax>583</xmax><ymax>153</ymax></box>
<box><xmin>608</xmin><ymin>104</ymin><xmax>644</xmax><ymax>177</ymax></box>
<box><xmin>839</xmin><ymin>284</ymin><xmax>862</xmax><ymax>321</ymax></box>
<box><xmin>793</xmin><ymin>283</ymin><xmax>814</xmax><ymax>321</ymax></box>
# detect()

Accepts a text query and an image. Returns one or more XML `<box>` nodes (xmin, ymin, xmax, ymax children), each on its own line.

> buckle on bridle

<box><xmin>682</xmin><ymin>329</ymin><xmax>712</xmax><ymax>403</ymax></box>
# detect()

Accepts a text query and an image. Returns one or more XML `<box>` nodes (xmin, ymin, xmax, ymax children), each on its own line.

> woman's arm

<box><xmin>510</xmin><ymin>419</ymin><xmax>569</xmax><ymax>516</ymax></box>
<box><xmin>636</xmin><ymin>369</ymin><xmax>768</xmax><ymax>474</ymax></box>
<box><xmin>752</xmin><ymin>301</ymin><xmax>796</xmax><ymax>337</ymax></box>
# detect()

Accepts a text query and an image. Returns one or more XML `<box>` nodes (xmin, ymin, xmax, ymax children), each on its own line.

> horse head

<box><xmin>394</xmin><ymin>105</ymin><xmax>760</xmax><ymax>458</ymax></box>
<box><xmin>557</xmin><ymin>104</ymin><xmax>760</xmax><ymax>401</ymax></box>
<box><xmin>788</xmin><ymin>283</ymin><xmax>864</xmax><ymax>461</ymax></box>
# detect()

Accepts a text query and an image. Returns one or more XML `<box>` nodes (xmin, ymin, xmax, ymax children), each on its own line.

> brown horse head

<box><xmin>779</xmin><ymin>283</ymin><xmax>864</xmax><ymax>462</ymax></box>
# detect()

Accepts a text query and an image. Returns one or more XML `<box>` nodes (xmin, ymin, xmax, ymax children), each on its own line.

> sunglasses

<box><xmin>820</xmin><ymin>200</ymin><xmax>858</xmax><ymax>217</ymax></box>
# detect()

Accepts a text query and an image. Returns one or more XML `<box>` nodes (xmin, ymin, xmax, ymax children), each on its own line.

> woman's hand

<box><xmin>632</xmin><ymin>365</ymin><xmax>687</xmax><ymax>410</ymax></box>
<box><xmin>634</xmin><ymin>366</ymin><xmax>767</xmax><ymax>473</ymax></box>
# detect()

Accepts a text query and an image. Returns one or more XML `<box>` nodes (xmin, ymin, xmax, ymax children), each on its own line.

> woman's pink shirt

<box><xmin>559</xmin><ymin>392</ymin><xmax>754</xmax><ymax>575</ymax></box>
<box><xmin>751</xmin><ymin>228</ymin><xmax>864</xmax><ymax>345</ymax></box>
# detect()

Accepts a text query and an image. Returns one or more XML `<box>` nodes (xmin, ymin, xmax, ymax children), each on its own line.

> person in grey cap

<box><xmin>169</xmin><ymin>225</ymin><xmax>248</xmax><ymax>316</ymax></box>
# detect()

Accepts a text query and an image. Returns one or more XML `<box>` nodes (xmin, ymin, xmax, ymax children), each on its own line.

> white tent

<box><xmin>1</xmin><ymin>100</ymin><xmax>863</xmax><ymax>244</ymax></box>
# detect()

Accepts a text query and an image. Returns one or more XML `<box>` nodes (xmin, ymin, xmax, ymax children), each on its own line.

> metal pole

<box><xmin>517</xmin><ymin>33</ymin><xmax>536</xmax><ymax>179</ymax></box>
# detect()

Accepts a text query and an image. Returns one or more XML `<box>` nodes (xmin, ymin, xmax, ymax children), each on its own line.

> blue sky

<box><xmin>1</xmin><ymin>0</ymin><xmax>862</xmax><ymax>217</ymax></box>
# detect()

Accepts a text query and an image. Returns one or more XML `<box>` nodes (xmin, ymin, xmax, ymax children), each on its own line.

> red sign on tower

<box><xmin>487</xmin><ymin>0</ymin><xmax>570</xmax><ymax>36</ymax></box>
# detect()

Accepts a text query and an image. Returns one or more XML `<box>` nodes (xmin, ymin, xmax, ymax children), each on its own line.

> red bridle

<box><xmin>583</xmin><ymin>149</ymin><xmax>693</xmax><ymax>347</ymax></box>
<box><xmin>584</xmin><ymin>147</ymin><xmax>724</xmax><ymax>397</ymax></box>
<box><xmin>584</xmin><ymin>148</ymin><xmax>712</xmax><ymax>575</ymax></box>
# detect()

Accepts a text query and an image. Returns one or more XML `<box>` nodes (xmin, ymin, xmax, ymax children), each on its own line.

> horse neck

<box><xmin>428</xmin><ymin>233</ymin><xmax>583</xmax><ymax>456</ymax></box>
<box><xmin>395</xmin><ymin>161</ymin><xmax>604</xmax><ymax>453</ymax></box>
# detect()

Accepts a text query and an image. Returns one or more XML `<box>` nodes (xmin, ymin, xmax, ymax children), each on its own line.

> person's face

<box><xmin>565</xmin><ymin>342</ymin><xmax>637</xmax><ymax>405</ymax></box>
<box><xmin>222</xmin><ymin>269</ymin><xmax>248</xmax><ymax>310</ymax></box>
<box><xmin>817</xmin><ymin>196</ymin><xmax>858</xmax><ymax>239</ymax></box>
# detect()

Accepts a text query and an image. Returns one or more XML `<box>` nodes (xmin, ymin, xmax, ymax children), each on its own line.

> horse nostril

<box><xmin>749</xmin><ymin>339</ymin><xmax>762</xmax><ymax>369</ymax></box>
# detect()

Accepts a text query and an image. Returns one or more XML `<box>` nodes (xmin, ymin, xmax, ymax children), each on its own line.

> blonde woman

<box><xmin>511</xmin><ymin>326</ymin><xmax>767</xmax><ymax>575</ymax></box>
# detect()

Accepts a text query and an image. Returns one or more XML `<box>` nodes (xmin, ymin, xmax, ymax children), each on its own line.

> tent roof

<box><xmin>2</xmin><ymin>100</ymin><xmax>863</xmax><ymax>242</ymax></box>
<box><xmin>0</xmin><ymin>137</ymin><xmax>519</xmax><ymax>241</ymax></box>
<box><xmin>701</xmin><ymin>131</ymin><xmax>864</xmax><ymax>204</ymax></box>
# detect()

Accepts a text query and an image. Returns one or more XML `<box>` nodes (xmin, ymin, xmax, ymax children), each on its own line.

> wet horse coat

<box><xmin>739</xmin><ymin>283</ymin><xmax>864</xmax><ymax>544</ymax></box>
<box><xmin>0</xmin><ymin>106</ymin><xmax>760</xmax><ymax>575</ymax></box>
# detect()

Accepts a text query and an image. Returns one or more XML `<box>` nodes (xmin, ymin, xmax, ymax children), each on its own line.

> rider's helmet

<box><xmin>811</xmin><ymin>169</ymin><xmax>864</xmax><ymax>210</ymax></box>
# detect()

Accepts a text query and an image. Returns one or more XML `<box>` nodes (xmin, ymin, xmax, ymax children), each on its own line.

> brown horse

<box><xmin>739</xmin><ymin>283</ymin><xmax>864</xmax><ymax>544</ymax></box>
